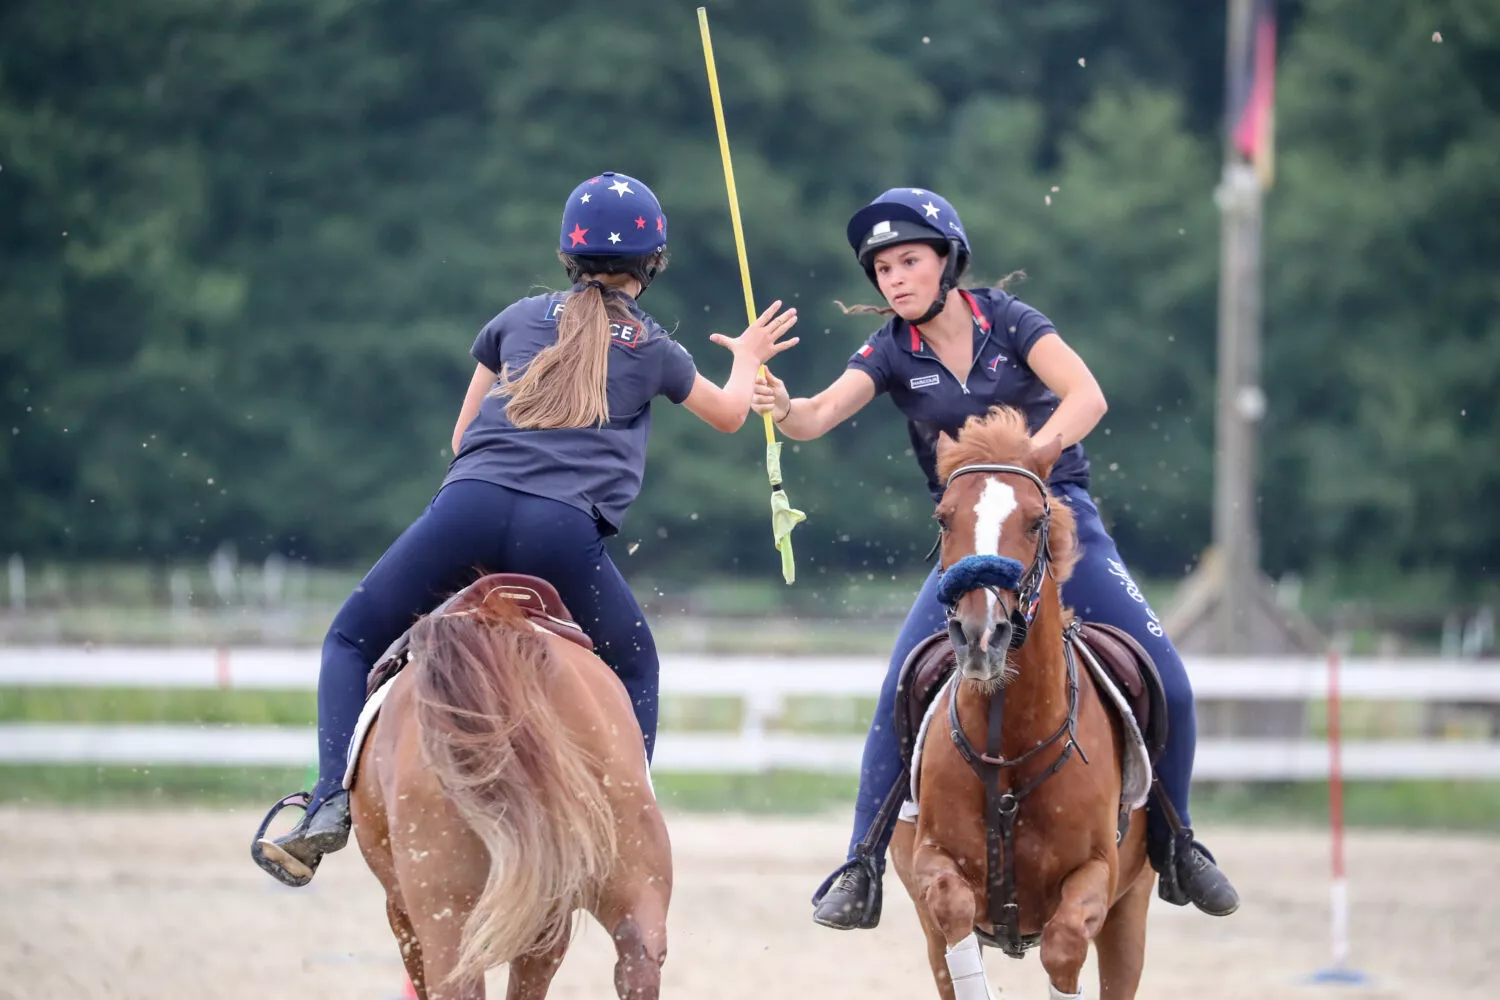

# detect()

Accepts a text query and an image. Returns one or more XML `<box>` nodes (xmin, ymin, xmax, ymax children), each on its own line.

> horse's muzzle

<box><xmin>948</xmin><ymin>596</ymin><xmax>1014</xmax><ymax>685</ymax></box>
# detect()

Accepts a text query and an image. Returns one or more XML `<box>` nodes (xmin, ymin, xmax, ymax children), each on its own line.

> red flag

<box><xmin>1230</xmin><ymin>0</ymin><xmax>1277</xmax><ymax>189</ymax></box>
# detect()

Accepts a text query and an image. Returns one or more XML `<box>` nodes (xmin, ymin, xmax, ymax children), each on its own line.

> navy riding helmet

<box><xmin>559</xmin><ymin>171</ymin><xmax>669</xmax><ymax>293</ymax></box>
<box><xmin>845</xmin><ymin>187</ymin><xmax>971</xmax><ymax>325</ymax></box>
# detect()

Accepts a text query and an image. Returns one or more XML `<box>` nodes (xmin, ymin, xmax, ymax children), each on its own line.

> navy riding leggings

<box><xmin>842</xmin><ymin>483</ymin><xmax>1197</xmax><ymax>867</ymax></box>
<box><xmin>308</xmin><ymin>478</ymin><xmax>659</xmax><ymax>810</ymax></box>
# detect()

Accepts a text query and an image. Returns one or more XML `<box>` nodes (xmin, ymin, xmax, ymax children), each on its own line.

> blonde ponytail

<box><xmin>490</xmin><ymin>283</ymin><xmax>619</xmax><ymax>429</ymax></box>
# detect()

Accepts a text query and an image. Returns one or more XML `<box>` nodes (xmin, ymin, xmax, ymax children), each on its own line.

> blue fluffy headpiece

<box><xmin>936</xmin><ymin>555</ymin><xmax>1025</xmax><ymax>608</ymax></box>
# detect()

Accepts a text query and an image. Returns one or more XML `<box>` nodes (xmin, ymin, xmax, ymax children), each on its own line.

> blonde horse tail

<box><xmin>408</xmin><ymin>595</ymin><xmax>617</xmax><ymax>982</ymax></box>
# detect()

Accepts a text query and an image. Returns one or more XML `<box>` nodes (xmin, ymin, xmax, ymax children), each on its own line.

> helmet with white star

<box><xmin>559</xmin><ymin>169</ymin><xmax>666</xmax><ymax>258</ymax></box>
<box><xmin>558</xmin><ymin>171</ymin><xmax>668</xmax><ymax>294</ymax></box>
<box><xmin>845</xmin><ymin>187</ymin><xmax>970</xmax><ymax>324</ymax></box>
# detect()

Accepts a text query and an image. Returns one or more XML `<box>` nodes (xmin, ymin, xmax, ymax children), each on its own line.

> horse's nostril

<box><xmin>947</xmin><ymin>619</ymin><xmax>969</xmax><ymax>652</ymax></box>
<box><xmin>990</xmin><ymin>621</ymin><xmax>1013</xmax><ymax>651</ymax></box>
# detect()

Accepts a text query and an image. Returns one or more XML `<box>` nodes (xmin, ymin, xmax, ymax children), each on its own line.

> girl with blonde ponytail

<box><xmin>255</xmin><ymin>171</ymin><xmax>798</xmax><ymax>887</ymax></box>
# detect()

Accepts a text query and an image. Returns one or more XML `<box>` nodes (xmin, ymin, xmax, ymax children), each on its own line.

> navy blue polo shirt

<box><xmin>442</xmin><ymin>287</ymin><xmax>698</xmax><ymax>534</ymax></box>
<box><xmin>846</xmin><ymin>287</ymin><xmax>1090</xmax><ymax>501</ymax></box>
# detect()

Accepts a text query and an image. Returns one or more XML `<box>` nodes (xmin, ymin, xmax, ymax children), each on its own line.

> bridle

<box><xmin>935</xmin><ymin>463</ymin><xmax>1054</xmax><ymax>652</ymax></box>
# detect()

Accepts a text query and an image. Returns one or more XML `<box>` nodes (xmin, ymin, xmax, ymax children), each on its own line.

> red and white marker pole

<box><xmin>1326</xmin><ymin>647</ymin><xmax>1350</xmax><ymax>966</ymax></box>
<box><xmin>1309</xmin><ymin>646</ymin><xmax>1369</xmax><ymax>985</ymax></box>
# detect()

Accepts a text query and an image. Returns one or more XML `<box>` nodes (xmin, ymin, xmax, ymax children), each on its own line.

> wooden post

<box><xmin>1164</xmin><ymin>0</ymin><xmax>1321</xmax><ymax>740</ymax></box>
<box><xmin>1212</xmin><ymin>0</ymin><xmax>1265</xmax><ymax>656</ymax></box>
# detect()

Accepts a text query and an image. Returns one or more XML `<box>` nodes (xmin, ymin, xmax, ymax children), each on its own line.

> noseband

<box><xmin>936</xmin><ymin>463</ymin><xmax>1054</xmax><ymax>652</ymax></box>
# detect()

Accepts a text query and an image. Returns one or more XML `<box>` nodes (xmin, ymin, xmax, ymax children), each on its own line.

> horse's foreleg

<box><xmin>1092</xmin><ymin>864</ymin><xmax>1153</xmax><ymax>1000</ymax></box>
<box><xmin>1040</xmin><ymin>858</ymin><xmax>1113</xmax><ymax>999</ymax></box>
<box><xmin>912</xmin><ymin>883</ymin><xmax>960</xmax><ymax>1000</ymax></box>
<box><xmin>913</xmin><ymin>844</ymin><xmax>993</xmax><ymax>1000</ymax></box>
<box><xmin>504</xmin><ymin>936</ymin><xmax>570</xmax><ymax>1000</ymax></box>
<box><xmin>894</xmin><ymin>821</ymin><xmax>959</xmax><ymax>1000</ymax></box>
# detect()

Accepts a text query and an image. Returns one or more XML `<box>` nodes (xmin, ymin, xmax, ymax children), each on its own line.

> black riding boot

<box><xmin>252</xmin><ymin>789</ymin><xmax>352</xmax><ymax>887</ymax></box>
<box><xmin>1149</xmin><ymin>828</ymin><xmax>1240</xmax><ymax>916</ymax></box>
<box><xmin>811</xmin><ymin>856</ymin><xmax>883</xmax><ymax>930</ymax></box>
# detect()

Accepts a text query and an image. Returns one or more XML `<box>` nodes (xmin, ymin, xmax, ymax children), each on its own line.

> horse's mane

<box><xmin>935</xmin><ymin>407</ymin><xmax>1034</xmax><ymax>478</ymax></box>
<box><xmin>936</xmin><ymin>406</ymin><xmax>1080</xmax><ymax>585</ymax></box>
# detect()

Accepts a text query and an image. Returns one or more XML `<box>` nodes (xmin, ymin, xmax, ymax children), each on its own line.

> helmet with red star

<box><xmin>845</xmin><ymin>187</ymin><xmax>970</xmax><ymax>324</ymax></box>
<box><xmin>559</xmin><ymin>171</ymin><xmax>669</xmax><ymax>293</ymax></box>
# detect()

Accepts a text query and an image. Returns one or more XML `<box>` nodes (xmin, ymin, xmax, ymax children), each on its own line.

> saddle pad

<box><xmin>1074</xmin><ymin>643</ymin><xmax>1152</xmax><ymax>810</ymax></box>
<box><xmin>343</xmin><ymin>670</ymin><xmax>398</xmax><ymax>791</ymax></box>
<box><xmin>1075</xmin><ymin>621</ymin><xmax>1167</xmax><ymax>763</ymax></box>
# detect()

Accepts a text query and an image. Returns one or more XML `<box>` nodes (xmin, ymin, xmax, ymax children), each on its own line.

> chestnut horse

<box><xmin>348</xmin><ymin>577</ymin><xmax>672</xmax><ymax>1000</ymax></box>
<box><xmin>889</xmin><ymin>407</ymin><xmax>1153</xmax><ymax>1000</ymax></box>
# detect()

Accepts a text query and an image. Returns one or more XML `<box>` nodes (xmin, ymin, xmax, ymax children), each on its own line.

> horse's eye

<box><xmin>934</xmin><ymin>512</ymin><xmax>950</xmax><ymax>531</ymax></box>
<box><xmin>1026</xmin><ymin>518</ymin><xmax>1044</xmax><ymax>538</ymax></box>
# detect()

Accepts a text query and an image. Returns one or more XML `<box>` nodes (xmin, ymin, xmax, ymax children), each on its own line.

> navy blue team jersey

<box><xmin>845</xmin><ymin>287</ymin><xmax>1090</xmax><ymax>500</ymax></box>
<box><xmin>443</xmin><ymin>287</ymin><xmax>697</xmax><ymax>534</ymax></box>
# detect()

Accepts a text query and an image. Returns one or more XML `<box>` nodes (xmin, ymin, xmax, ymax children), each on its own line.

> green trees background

<box><xmin>2</xmin><ymin>0</ymin><xmax>1496</xmax><ymax>596</ymax></box>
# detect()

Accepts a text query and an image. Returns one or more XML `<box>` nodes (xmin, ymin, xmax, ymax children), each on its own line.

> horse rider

<box><xmin>750</xmin><ymin>186</ymin><xmax>1240</xmax><ymax>928</ymax></box>
<box><xmin>254</xmin><ymin>171</ymin><xmax>800</xmax><ymax>886</ymax></box>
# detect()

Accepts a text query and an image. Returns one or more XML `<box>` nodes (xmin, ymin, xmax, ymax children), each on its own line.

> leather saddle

<box><xmin>1073</xmin><ymin>621</ymin><xmax>1168</xmax><ymax>764</ymax></box>
<box><xmin>893</xmin><ymin>619</ymin><xmax>1168</xmax><ymax>773</ymax></box>
<box><xmin>364</xmin><ymin>573</ymin><xmax>594</xmax><ymax>699</ymax></box>
<box><xmin>894</xmin><ymin>629</ymin><xmax>959</xmax><ymax>773</ymax></box>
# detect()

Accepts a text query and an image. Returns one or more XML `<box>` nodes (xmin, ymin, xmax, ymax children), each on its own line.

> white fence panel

<box><xmin>4</xmin><ymin>724</ymin><xmax>1500</xmax><ymax>780</ymax></box>
<box><xmin>2</xmin><ymin>646</ymin><xmax>1498</xmax><ymax>779</ymax></box>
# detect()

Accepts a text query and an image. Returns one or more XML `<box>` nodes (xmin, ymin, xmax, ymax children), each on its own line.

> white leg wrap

<box><xmin>1048</xmin><ymin>982</ymin><xmax>1084</xmax><ymax>999</ymax></box>
<box><xmin>944</xmin><ymin>933</ymin><xmax>997</xmax><ymax>1000</ymax></box>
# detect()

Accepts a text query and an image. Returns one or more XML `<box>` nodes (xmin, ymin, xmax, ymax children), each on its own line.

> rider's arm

<box><xmin>452</xmin><ymin>363</ymin><xmax>497</xmax><ymax>454</ymax></box>
<box><xmin>1023</xmin><ymin>333</ymin><xmax>1108</xmax><ymax>449</ymax></box>
<box><xmin>681</xmin><ymin>350</ymin><xmax>768</xmax><ymax>434</ymax></box>
<box><xmin>679</xmin><ymin>300</ymin><xmax>800</xmax><ymax>434</ymax></box>
<box><xmin>765</xmin><ymin>368</ymin><xmax>878</xmax><ymax>441</ymax></box>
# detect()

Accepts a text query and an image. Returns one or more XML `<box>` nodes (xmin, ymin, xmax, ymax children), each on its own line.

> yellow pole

<box><xmin>697</xmin><ymin>6</ymin><xmax>804</xmax><ymax>583</ymax></box>
<box><xmin>697</xmin><ymin>6</ymin><xmax>776</xmax><ymax>447</ymax></box>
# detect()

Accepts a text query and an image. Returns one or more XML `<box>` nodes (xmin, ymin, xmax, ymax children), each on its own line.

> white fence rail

<box><xmin>2</xmin><ymin>646</ymin><xmax>1498</xmax><ymax>779</ymax></box>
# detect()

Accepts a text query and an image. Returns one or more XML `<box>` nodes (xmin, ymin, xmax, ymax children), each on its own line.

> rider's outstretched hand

<box><xmin>709</xmin><ymin>300</ymin><xmax>799</xmax><ymax>365</ymax></box>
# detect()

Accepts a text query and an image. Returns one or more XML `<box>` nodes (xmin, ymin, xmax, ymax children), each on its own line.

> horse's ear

<box><xmin>1033</xmin><ymin>433</ymin><xmax>1064</xmax><ymax>477</ymax></box>
<box><xmin>936</xmin><ymin>428</ymin><xmax>962</xmax><ymax>459</ymax></box>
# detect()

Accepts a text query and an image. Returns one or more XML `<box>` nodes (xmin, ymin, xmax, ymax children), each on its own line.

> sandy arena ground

<box><xmin>1</xmin><ymin>807</ymin><xmax>1496</xmax><ymax>999</ymax></box>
